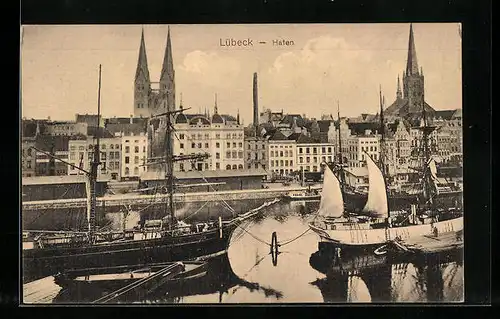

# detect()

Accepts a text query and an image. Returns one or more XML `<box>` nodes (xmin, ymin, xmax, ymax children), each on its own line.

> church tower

<box><xmin>158</xmin><ymin>26</ymin><xmax>176</xmax><ymax>114</ymax></box>
<box><xmin>402</xmin><ymin>24</ymin><xmax>425</xmax><ymax>114</ymax></box>
<box><xmin>134</xmin><ymin>27</ymin><xmax>152</xmax><ymax>118</ymax></box>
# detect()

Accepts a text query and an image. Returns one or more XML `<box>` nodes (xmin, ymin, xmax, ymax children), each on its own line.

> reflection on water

<box><xmin>52</xmin><ymin>199</ymin><xmax>463</xmax><ymax>303</ymax></box>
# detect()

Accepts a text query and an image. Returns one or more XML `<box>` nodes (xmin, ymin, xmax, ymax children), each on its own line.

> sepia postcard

<box><xmin>20</xmin><ymin>23</ymin><xmax>464</xmax><ymax>304</ymax></box>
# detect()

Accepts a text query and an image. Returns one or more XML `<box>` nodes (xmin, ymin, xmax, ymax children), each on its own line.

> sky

<box><xmin>21</xmin><ymin>23</ymin><xmax>462</xmax><ymax>123</ymax></box>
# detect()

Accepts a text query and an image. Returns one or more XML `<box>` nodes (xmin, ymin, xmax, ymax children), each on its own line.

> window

<box><xmin>226</xmin><ymin>164</ymin><xmax>231</xmax><ymax>170</ymax></box>
<box><xmin>135</xmin><ymin>146</ymin><xmax>139</xmax><ymax>153</ymax></box>
<box><xmin>114</xmin><ymin>151</ymin><xmax>119</xmax><ymax>158</ymax></box>
<box><xmin>285</xmin><ymin>160</ymin><xmax>289</xmax><ymax>166</ymax></box>
<box><xmin>280</xmin><ymin>151</ymin><xmax>283</xmax><ymax>157</ymax></box>
<box><xmin>180</xmin><ymin>143</ymin><xmax>184</xmax><ymax>149</ymax></box>
<box><xmin>198</xmin><ymin>143</ymin><xmax>202</xmax><ymax>148</ymax></box>
<box><xmin>125</xmin><ymin>156</ymin><xmax>130</xmax><ymax>164</ymax></box>
<box><xmin>232</xmin><ymin>165</ymin><xmax>237</xmax><ymax>170</ymax></box>
<box><xmin>216</xmin><ymin>134</ymin><xmax>220</xmax><ymax>139</ymax></box>
<box><xmin>134</xmin><ymin>156</ymin><xmax>139</xmax><ymax>164</ymax></box>
<box><xmin>179</xmin><ymin>134</ymin><xmax>185</xmax><ymax>139</ymax></box>
<box><xmin>238</xmin><ymin>164</ymin><xmax>243</xmax><ymax>169</ymax></box>
<box><xmin>205</xmin><ymin>134</ymin><xmax>209</xmax><ymax>139</ymax></box>
<box><xmin>125</xmin><ymin>146</ymin><xmax>130</xmax><ymax>153</ymax></box>
<box><xmin>191</xmin><ymin>143</ymin><xmax>196</xmax><ymax>148</ymax></box>
<box><xmin>238</xmin><ymin>142</ymin><xmax>242</xmax><ymax>148</ymax></box>
<box><xmin>299</xmin><ymin>157</ymin><xmax>303</xmax><ymax>164</ymax></box>
<box><xmin>205</xmin><ymin>143</ymin><xmax>209</xmax><ymax>148</ymax></box>
<box><xmin>125</xmin><ymin>167</ymin><xmax>129</xmax><ymax>175</ymax></box>
<box><xmin>216</xmin><ymin>142</ymin><xmax>220</xmax><ymax>148</ymax></box>
<box><xmin>233</xmin><ymin>142</ymin><xmax>236</xmax><ymax>148</ymax></box>
<box><xmin>205</xmin><ymin>163</ymin><xmax>209</xmax><ymax>169</ymax></box>
<box><xmin>232</xmin><ymin>151</ymin><xmax>237</xmax><ymax>158</ymax></box>
<box><xmin>227</xmin><ymin>142</ymin><xmax>230</xmax><ymax>148</ymax></box>
<box><xmin>216</xmin><ymin>153</ymin><xmax>220</xmax><ymax>159</ymax></box>
<box><xmin>70</xmin><ymin>152</ymin><xmax>75</xmax><ymax>160</ymax></box>
<box><xmin>280</xmin><ymin>160</ymin><xmax>284</xmax><ymax>166</ymax></box>
<box><xmin>134</xmin><ymin>167</ymin><xmax>139</xmax><ymax>175</ymax></box>
<box><xmin>271</xmin><ymin>151</ymin><xmax>274</xmax><ymax>157</ymax></box>
<box><xmin>101</xmin><ymin>144</ymin><xmax>106</xmax><ymax>150</ymax></box>
<box><xmin>322</xmin><ymin>147</ymin><xmax>326</xmax><ymax>153</ymax></box>
<box><xmin>290</xmin><ymin>160</ymin><xmax>293</xmax><ymax>166</ymax></box>
<box><xmin>238</xmin><ymin>151</ymin><xmax>243</xmax><ymax>159</ymax></box>
<box><xmin>306</xmin><ymin>147</ymin><xmax>310</xmax><ymax>154</ymax></box>
<box><xmin>226</xmin><ymin>151</ymin><xmax>231</xmax><ymax>158</ymax></box>
<box><xmin>306</xmin><ymin>157</ymin><xmax>310</xmax><ymax>163</ymax></box>
<box><xmin>101</xmin><ymin>153</ymin><xmax>107</xmax><ymax>160</ymax></box>
<box><xmin>284</xmin><ymin>150</ymin><xmax>288</xmax><ymax>157</ymax></box>
<box><xmin>299</xmin><ymin>148</ymin><xmax>303</xmax><ymax>154</ymax></box>
<box><xmin>27</xmin><ymin>161</ymin><xmax>31</xmax><ymax>168</ymax></box>
<box><xmin>216</xmin><ymin>163</ymin><xmax>220</xmax><ymax>169</ymax></box>
<box><xmin>179</xmin><ymin>163</ymin><xmax>184</xmax><ymax>171</ymax></box>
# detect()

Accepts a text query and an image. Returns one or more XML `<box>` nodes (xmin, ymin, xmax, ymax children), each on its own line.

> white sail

<box><xmin>318</xmin><ymin>165</ymin><xmax>344</xmax><ymax>218</ymax></box>
<box><xmin>362</xmin><ymin>152</ymin><xmax>389</xmax><ymax>218</ymax></box>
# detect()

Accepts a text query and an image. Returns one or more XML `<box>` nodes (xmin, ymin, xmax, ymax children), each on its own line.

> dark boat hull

<box><xmin>344</xmin><ymin>190</ymin><xmax>462</xmax><ymax>211</ymax></box>
<box><xmin>53</xmin><ymin>261</ymin><xmax>208</xmax><ymax>299</ymax></box>
<box><xmin>23</xmin><ymin>223</ymin><xmax>237</xmax><ymax>284</ymax></box>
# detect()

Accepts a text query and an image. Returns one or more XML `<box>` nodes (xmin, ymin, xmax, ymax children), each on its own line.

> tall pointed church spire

<box><xmin>406</xmin><ymin>23</ymin><xmax>419</xmax><ymax>75</ymax></box>
<box><xmin>214</xmin><ymin>93</ymin><xmax>218</xmax><ymax>114</ymax></box>
<box><xmin>160</xmin><ymin>26</ymin><xmax>174</xmax><ymax>81</ymax></box>
<box><xmin>159</xmin><ymin>25</ymin><xmax>176</xmax><ymax>112</ymax></box>
<box><xmin>135</xmin><ymin>26</ymin><xmax>150</xmax><ymax>82</ymax></box>
<box><xmin>396</xmin><ymin>74</ymin><xmax>402</xmax><ymax>99</ymax></box>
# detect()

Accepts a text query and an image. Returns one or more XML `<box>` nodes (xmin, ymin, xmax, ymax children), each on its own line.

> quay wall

<box><xmin>22</xmin><ymin>186</ymin><xmax>319</xmax><ymax>231</ymax></box>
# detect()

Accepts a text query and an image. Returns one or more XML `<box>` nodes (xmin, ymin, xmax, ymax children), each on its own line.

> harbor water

<box><xmin>25</xmin><ymin>199</ymin><xmax>464</xmax><ymax>304</ymax></box>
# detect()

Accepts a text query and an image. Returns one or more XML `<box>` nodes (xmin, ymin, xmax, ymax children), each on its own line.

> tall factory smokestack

<box><xmin>253</xmin><ymin>72</ymin><xmax>259</xmax><ymax>131</ymax></box>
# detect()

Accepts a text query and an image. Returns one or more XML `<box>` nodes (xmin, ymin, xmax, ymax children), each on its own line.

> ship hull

<box><xmin>344</xmin><ymin>190</ymin><xmax>462</xmax><ymax>211</ymax></box>
<box><xmin>309</xmin><ymin>217</ymin><xmax>463</xmax><ymax>247</ymax></box>
<box><xmin>22</xmin><ymin>223</ymin><xmax>237</xmax><ymax>284</ymax></box>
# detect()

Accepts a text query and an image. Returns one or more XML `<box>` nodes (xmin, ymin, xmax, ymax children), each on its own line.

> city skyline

<box><xmin>21</xmin><ymin>23</ymin><xmax>462</xmax><ymax>123</ymax></box>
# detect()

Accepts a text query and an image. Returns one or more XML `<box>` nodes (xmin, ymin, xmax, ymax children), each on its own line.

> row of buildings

<box><xmin>21</xmin><ymin>24</ymin><xmax>462</xmax><ymax>187</ymax></box>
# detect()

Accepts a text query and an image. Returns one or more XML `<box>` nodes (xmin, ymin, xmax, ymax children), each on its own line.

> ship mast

<box><xmin>379</xmin><ymin>86</ymin><xmax>386</xmax><ymax>177</ymax></box>
<box><xmin>379</xmin><ymin>86</ymin><xmax>391</xmax><ymax>218</ymax></box>
<box><xmin>419</xmin><ymin>97</ymin><xmax>436</xmax><ymax>209</ymax></box>
<box><xmin>88</xmin><ymin>64</ymin><xmax>102</xmax><ymax>243</ymax></box>
<box><xmin>336</xmin><ymin>101</ymin><xmax>346</xmax><ymax>189</ymax></box>
<box><xmin>148</xmin><ymin>108</ymin><xmax>209</xmax><ymax>231</ymax></box>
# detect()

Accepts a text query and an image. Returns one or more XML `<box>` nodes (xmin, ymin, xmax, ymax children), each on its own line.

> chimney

<box><xmin>253</xmin><ymin>72</ymin><xmax>259</xmax><ymax>128</ymax></box>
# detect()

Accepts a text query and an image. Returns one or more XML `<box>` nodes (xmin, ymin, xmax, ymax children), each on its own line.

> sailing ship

<box><xmin>22</xmin><ymin>65</ymin><xmax>276</xmax><ymax>284</ymax></box>
<box><xmin>335</xmin><ymin>97</ymin><xmax>462</xmax><ymax>212</ymax></box>
<box><xmin>308</xmin><ymin>91</ymin><xmax>463</xmax><ymax>250</ymax></box>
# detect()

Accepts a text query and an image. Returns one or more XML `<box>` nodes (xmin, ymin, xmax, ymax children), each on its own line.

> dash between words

<box><xmin>219</xmin><ymin>38</ymin><xmax>295</xmax><ymax>47</ymax></box>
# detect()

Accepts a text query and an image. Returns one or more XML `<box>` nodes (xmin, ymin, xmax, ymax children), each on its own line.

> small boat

<box><xmin>54</xmin><ymin>261</ymin><xmax>208</xmax><ymax>294</ymax></box>
<box><xmin>282</xmin><ymin>188</ymin><xmax>321</xmax><ymax>201</ymax></box>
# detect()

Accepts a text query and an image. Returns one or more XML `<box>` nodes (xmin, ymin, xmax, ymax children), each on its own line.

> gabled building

<box><xmin>171</xmin><ymin>99</ymin><xmax>244</xmax><ymax>172</ymax></box>
<box><xmin>295</xmin><ymin>134</ymin><xmax>335</xmax><ymax>173</ymax></box>
<box><xmin>267</xmin><ymin>130</ymin><xmax>297</xmax><ymax>177</ymax></box>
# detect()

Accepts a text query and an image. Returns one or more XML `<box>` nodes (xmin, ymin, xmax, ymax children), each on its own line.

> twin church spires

<box><xmin>134</xmin><ymin>26</ymin><xmax>175</xmax><ymax>118</ymax></box>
